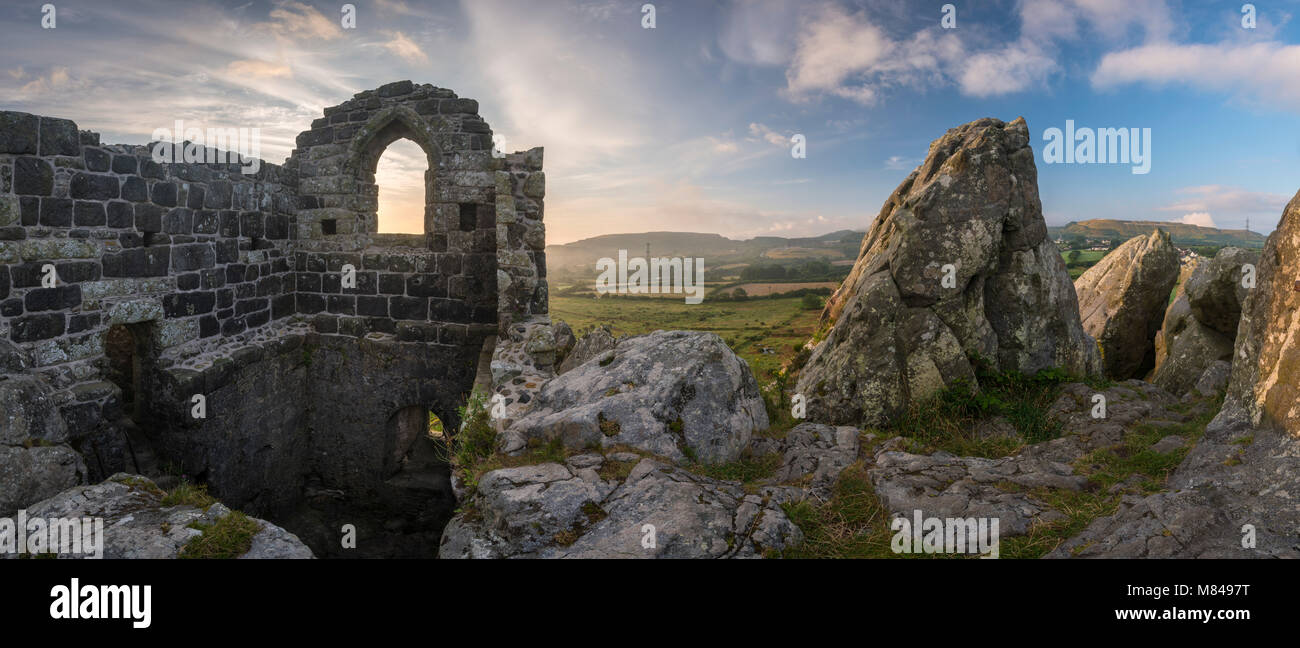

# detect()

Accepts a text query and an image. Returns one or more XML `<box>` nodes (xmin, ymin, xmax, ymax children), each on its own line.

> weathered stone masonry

<box><xmin>0</xmin><ymin>81</ymin><xmax>548</xmax><ymax>555</ymax></box>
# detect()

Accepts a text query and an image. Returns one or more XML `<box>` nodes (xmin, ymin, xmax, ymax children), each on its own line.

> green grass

<box><xmin>997</xmin><ymin>396</ymin><xmax>1222</xmax><ymax>558</ymax></box>
<box><xmin>550</xmin><ymin>294</ymin><xmax>821</xmax><ymax>380</ymax></box>
<box><xmin>781</xmin><ymin>371</ymin><xmax>1222</xmax><ymax>558</ymax></box>
<box><xmin>780</xmin><ymin>462</ymin><xmax>920</xmax><ymax>559</ymax></box>
<box><xmin>179</xmin><ymin>511</ymin><xmax>260</xmax><ymax>559</ymax></box>
<box><xmin>1062</xmin><ymin>249</ymin><xmax>1107</xmax><ymax>279</ymax></box>
<box><xmin>161</xmin><ymin>481</ymin><xmax>217</xmax><ymax>509</ymax></box>
<box><xmin>449</xmin><ymin>390</ymin><xmax>497</xmax><ymax>478</ymax></box>
<box><xmin>882</xmin><ymin>364</ymin><xmax>1077</xmax><ymax>458</ymax></box>
<box><xmin>686</xmin><ymin>450</ymin><xmax>780</xmax><ymax>484</ymax></box>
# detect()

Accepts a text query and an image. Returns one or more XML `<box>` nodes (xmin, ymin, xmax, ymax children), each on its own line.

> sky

<box><xmin>2</xmin><ymin>0</ymin><xmax>1297</xmax><ymax>243</ymax></box>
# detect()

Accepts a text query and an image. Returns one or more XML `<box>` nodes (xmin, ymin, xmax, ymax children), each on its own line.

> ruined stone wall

<box><xmin>1</xmin><ymin>82</ymin><xmax>547</xmax><ymax>553</ymax></box>
<box><xmin>0</xmin><ymin>111</ymin><xmax>297</xmax><ymax>484</ymax></box>
<box><xmin>140</xmin><ymin>329</ymin><xmax>311</xmax><ymax>515</ymax></box>
<box><xmin>288</xmin><ymin>80</ymin><xmax>546</xmax><ymax>339</ymax></box>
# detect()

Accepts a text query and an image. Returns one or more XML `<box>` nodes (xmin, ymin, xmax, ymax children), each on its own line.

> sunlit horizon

<box><xmin>3</xmin><ymin>1</ymin><xmax>1296</xmax><ymax>245</ymax></box>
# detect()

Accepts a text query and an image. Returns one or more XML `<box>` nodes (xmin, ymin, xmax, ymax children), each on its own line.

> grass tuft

<box><xmin>161</xmin><ymin>481</ymin><xmax>217</xmax><ymax>509</ymax></box>
<box><xmin>179</xmin><ymin>511</ymin><xmax>260</xmax><ymax>559</ymax></box>
<box><xmin>884</xmin><ymin>361</ymin><xmax>1076</xmax><ymax>457</ymax></box>
<box><xmin>687</xmin><ymin>450</ymin><xmax>780</xmax><ymax>484</ymax></box>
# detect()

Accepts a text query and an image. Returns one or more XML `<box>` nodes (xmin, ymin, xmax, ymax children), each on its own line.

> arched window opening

<box><xmin>428</xmin><ymin>411</ymin><xmax>446</xmax><ymax>441</ymax></box>
<box><xmin>383</xmin><ymin>406</ymin><xmax>450</xmax><ymax>478</ymax></box>
<box><xmin>374</xmin><ymin>138</ymin><xmax>426</xmax><ymax>234</ymax></box>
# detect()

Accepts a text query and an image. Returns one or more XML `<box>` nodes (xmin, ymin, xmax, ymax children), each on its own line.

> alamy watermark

<box><xmin>595</xmin><ymin>250</ymin><xmax>705</xmax><ymax>304</ymax></box>
<box><xmin>1</xmin><ymin>510</ymin><xmax>104</xmax><ymax>558</ymax></box>
<box><xmin>1042</xmin><ymin>120</ymin><xmax>1151</xmax><ymax>175</ymax></box>
<box><xmin>50</xmin><ymin>578</ymin><xmax>151</xmax><ymax>629</ymax></box>
<box><xmin>891</xmin><ymin>510</ymin><xmax>1000</xmax><ymax>558</ymax></box>
<box><xmin>150</xmin><ymin>120</ymin><xmax>261</xmax><ymax>174</ymax></box>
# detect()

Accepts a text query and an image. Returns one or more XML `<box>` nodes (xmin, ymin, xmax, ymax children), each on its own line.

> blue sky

<box><xmin>2</xmin><ymin>0</ymin><xmax>1297</xmax><ymax>242</ymax></box>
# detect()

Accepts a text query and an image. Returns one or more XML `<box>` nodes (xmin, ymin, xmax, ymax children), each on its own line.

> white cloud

<box><xmin>779</xmin><ymin>2</ymin><xmax>1059</xmax><ymax>104</ymax></box>
<box><xmin>1092</xmin><ymin>41</ymin><xmax>1300</xmax><ymax>110</ymax></box>
<box><xmin>257</xmin><ymin>1</ymin><xmax>343</xmax><ymax>42</ymax></box>
<box><xmin>747</xmin><ymin>122</ymin><xmax>789</xmax><ymax>146</ymax></box>
<box><xmin>374</xmin><ymin>0</ymin><xmax>422</xmax><ymax>17</ymax></box>
<box><xmin>1021</xmin><ymin>0</ymin><xmax>1176</xmax><ymax>45</ymax></box>
<box><xmin>768</xmin><ymin>0</ymin><xmax>1195</xmax><ymax>105</ymax></box>
<box><xmin>1157</xmin><ymin>185</ymin><xmax>1291</xmax><ymax>215</ymax></box>
<box><xmin>226</xmin><ymin>59</ymin><xmax>292</xmax><ymax>79</ymax></box>
<box><xmin>884</xmin><ymin>155</ymin><xmax>916</xmax><ymax>170</ymax></box>
<box><xmin>1156</xmin><ymin>185</ymin><xmax>1290</xmax><ymax>233</ymax></box>
<box><xmin>14</xmin><ymin>66</ymin><xmax>72</xmax><ymax>96</ymax></box>
<box><xmin>718</xmin><ymin>0</ymin><xmax>801</xmax><ymax>65</ymax></box>
<box><xmin>707</xmin><ymin>136</ymin><xmax>740</xmax><ymax>154</ymax></box>
<box><xmin>782</xmin><ymin>3</ymin><xmax>957</xmax><ymax>106</ymax></box>
<box><xmin>460</xmin><ymin>0</ymin><xmax>656</xmax><ymax>174</ymax></box>
<box><xmin>957</xmin><ymin>42</ymin><xmax>1057</xmax><ymax>97</ymax></box>
<box><xmin>1176</xmin><ymin>211</ymin><xmax>1217</xmax><ymax>228</ymax></box>
<box><xmin>382</xmin><ymin>31</ymin><xmax>429</xmax><ymax>63</ymax></box>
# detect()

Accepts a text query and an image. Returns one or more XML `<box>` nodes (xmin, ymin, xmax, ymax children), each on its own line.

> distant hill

<box><xmin>1048</xmin><ymin>220</ymin><xmax>1266</xmax><ymax>248</ymax></box>
<box><xmin>545</xmin><ymin>230</ymin><xmax>865</xmax><ymax>272</ymax></box>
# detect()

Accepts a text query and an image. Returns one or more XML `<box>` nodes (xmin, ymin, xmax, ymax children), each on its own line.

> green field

<box><xmin>549</xmin><ymin>294</ymin><xmax>822</xmax><ymax>380</ymax></box>
<box><xmin>1061</xmin><ymin>249</ymin><xmax>1107</xmax><ymax>279</ymax></box>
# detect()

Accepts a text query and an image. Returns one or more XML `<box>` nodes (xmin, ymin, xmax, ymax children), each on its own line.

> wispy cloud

<box><xmin>1157</xmin><ymin>185</ymin><xmax>1291</xmax><ymax>215</ymax></box>
<box><xmin>256</xmin><ymin>0</ymin><xmax>344</xmax><ymax>42</ymax></box>
<box><xmin>1157</xmin><ymin>185</ymin><xmax>1290</xmax><ymax>231</ymax></box>
<box><xmin>747</xmin><ymin>122</ymin><xmax>789</xmax><ymax>147</ymax></box>
<box><xmin>1092</xmin><ymin>42</ymin><xmax>1300</xmax><ymax>110</ymax></box>
<box><xmin>226</xmin><ymin>59</ymin><xmax>292</xmax><ymax>79</ymax></box>
<box><xmin>884</xmin><ymin>155</ymin><xmax>916</xmax><ymax>171</ymax></box>
<box><xmin>781</xmin><ymin>3</ymin><xmax>962</xmax><ymax>105</ymax></box>
<box><xmin>382</xmin><ymin>31</ymin><xmax>429</xmax><ymax>63</ymax></box>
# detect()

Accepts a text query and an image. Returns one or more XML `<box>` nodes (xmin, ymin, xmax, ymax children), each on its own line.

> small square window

<box><xmin>458</xmin><ymin>203</ymin><xmax>477</xmax><ymax>232</ymax></box>
<box><xmin>321</xmin><ymin>219</ymin><xmax>337</xmax><ymax>235</ymax></box>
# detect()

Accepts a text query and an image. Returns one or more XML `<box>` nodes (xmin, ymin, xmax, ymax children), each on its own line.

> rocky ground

<box><xmin>5</xmin><ymin>473</ymin><xmax>312</xmax><ymax>559</ymax></box>
<box><xmin>436</xmin><ymin>117</ymin><xmax>1297</xmax><ymax>561</ymax></box>
<box><xmin>440</xmin><ymin>365</ymin><xmax>1230</xmax><ymax>558</ymax></box>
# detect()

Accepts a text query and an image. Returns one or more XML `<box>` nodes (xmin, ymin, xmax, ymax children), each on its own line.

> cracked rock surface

<box><xmin>8</xmin><ymin>473</ymin><xmax>313</xmax><ymax>559</ymax></box>
<box><xmin>751</xmin><ymin>422</ymin><xmax>861</xmax><ymax>501</ymax></box>
<box><xmin>439</xmin><ymin>455</ymin><xmax>802</xmax><ymax>559</ymax></box>
<box><xmin>503</xmin><ymin>330</ymin><xmax>767</xmax><ymax>464</ymax></box>
<box><xmin>864</xmin><ymin>380</ymin><xmax>1198</xmax><ymax>539</ymax></box>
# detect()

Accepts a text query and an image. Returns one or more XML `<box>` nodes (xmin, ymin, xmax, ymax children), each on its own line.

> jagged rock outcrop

<box><xmin>11</xmin><ymin>474</ymin><xmax>313</xmax><ymax>558</ymax></box>
<box><xmin>557</xmin><ymin>324</ymin><xmax>617</xmax><ymax>374</ymax></box>
<box><xmin>552</xmin><ymin>320</ymin><xmax>576</xmax><ymax>367</ymax></box>
<box><xmin>795</xmin><ymin>117</ymin><xmax>1099</xmax><ymax>427</ymax></box>
<box><xmin>1187</xmin><ymin>247</ymin><xmax>1258</xmax><ymax>334</ymax></box>
<box><xmin>750</xmin><ymin>422</ymin><xmax>861</xmax><ymax>501</ymax></box>
<box><xmin>0</xmin><ymin>445</ymin><xmax>86</xmax><ymax>517</ymax></box>
<box><xmin>503</xmin><ymin>330</ymin><xmax>767</xmax><ymax>464</ymax></box>
<box><xmin>1054</xmin><ymin>190</ymin><xmax>1300</xmax><ymax>558</ymax></box>
<box><xmin>439</xmin><ymin>455</ymin><xmax>802</xmax><ymax>558</ymax></box>
<box><xmin>1</xmin><ymin>343</ymin><xmax>87</xmax><ymax>516</ymax></box>
<box><xmin>1075</xmin><ymin>229</ymin><xmax>1180</xmax><ymax>379</ymax></box>
<box><xmin>1152</xmin><ymin>247</ymin><xmax>1259</xmax><ymax>397</ymax></box>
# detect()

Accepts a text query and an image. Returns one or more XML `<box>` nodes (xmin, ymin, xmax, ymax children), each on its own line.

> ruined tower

<box><xmin>0</xmin><ymin>81</ymin><xmax>548</xmax><ymax>555</ymax></box>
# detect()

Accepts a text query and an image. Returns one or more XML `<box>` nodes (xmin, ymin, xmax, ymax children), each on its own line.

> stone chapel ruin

<box><xmin>0</xmin><ymin>81</ymin><xmax>550</xmax><ymax>556</ymax></box>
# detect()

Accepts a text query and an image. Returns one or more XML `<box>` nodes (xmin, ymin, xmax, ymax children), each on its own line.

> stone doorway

<box><xmin>103</xmin><ymin>322</ymin><xmax>150</xmax><ymax>421</ymax></box>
